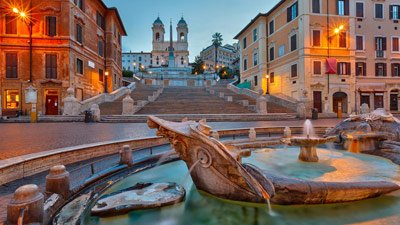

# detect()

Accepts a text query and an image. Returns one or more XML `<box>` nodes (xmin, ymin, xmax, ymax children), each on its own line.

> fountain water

<box><xmin>180</xmin><ymin>159</ymin><xmax>201</xmax><ymax>187</ymax></box>
<box><xmin>286</xmin><ymin>120</ymin><xmax>336</xmax><ymax>162</ymax></box>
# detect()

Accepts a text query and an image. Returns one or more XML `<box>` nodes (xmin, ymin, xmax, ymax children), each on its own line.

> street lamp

<box><xmin>12</xmin><ymin>2</ymin><xmax>33</xmax><ymax>83</ymax></box>
<box><xmin>133</xmin><ymin>62</ymin><xmax>136</xmax><ymax>74</ymax></box>
<box><xmin>104</xmin><ymin>71</ymin><xmax>109</xmax><ymax>93</ymax></box>
<box><xmin>265</xmin><ymin>74</ymin><xmax>270</xmax><ymax>95</ymax></box>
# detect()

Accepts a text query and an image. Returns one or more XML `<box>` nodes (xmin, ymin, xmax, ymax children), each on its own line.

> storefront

<box><xmin>2</xmin><ymin>89</ymin><xmax>21</xmax><ymax>116</ymax></box>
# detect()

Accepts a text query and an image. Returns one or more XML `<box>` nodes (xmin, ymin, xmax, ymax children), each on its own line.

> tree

<box><xmin>192</xmin><ymin>56</ymin><xmax>205</xmax><ymax>75</ymax></box>
<box><xmin>212</xmin><ymin>33</ymin><xmax>223</xmax><ymax>73</ymax></box>
<box><xmin>122</xmin><ymin>69</ymin><xmax>133</xmax><ymax>78</ymax></box>
<box><xmin>218</xmin><ymin>67</ymin><xmax>234</xmax><ymax>79</ymax></box>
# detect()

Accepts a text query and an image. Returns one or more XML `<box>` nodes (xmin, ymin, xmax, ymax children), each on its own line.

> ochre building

<box><xmin>235</xmin><ymin>0</ymin><xmax>400</xmax><ymax>114</ymax></box>
<box><xmin>0</xmin><ymin>0</ymin><xmax>127</xmax><ymax>116</ymax></box>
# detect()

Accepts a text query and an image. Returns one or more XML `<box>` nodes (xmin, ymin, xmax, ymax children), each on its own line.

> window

<box><xmin>392</xmin><ymin>63</ymin><xmax>400</xmax><ymax>77</ymax></box>
<box><xmin>96</xmin><ymin>12</ymin><xmax>105</xmax><ymax>30</ymax></box>
<box><xmin>313</xmin><ymin>61</ymin><xmax>322</xmax><ymax>75</ymax></box>
<box><xmin>98</xmin><ymin>40</ymin><xmax>104</xmax><ymax>57</ymax></box>
<box><xmin>46</xmin><ymin>16</ymin><xmax>57</xmax><ymax>37</ymax></box>
<box><xmin>139</xmin><ymin>56</ymin><xmax>142</xmax><ymax>61</ymax></box>
<box><xmin>76</xmin><ymin>24</ymin><xmax>83</xmax><ymax>44</ymax></box>
<box><xmin>375</xmin><ymin>63</ymin><xmax>387</xmax><ymax>77</ymax></box>
<box><xmin>287</xmin><ymin>2</ymin><xmax>298</xmax><ymax>22</ymax></box>
<box><xmin>6</xmin><ymin>53</ymin><xmax>18</xmax><ymax>78</ymax></box>
<box><xmin>278</xmin><ymin>45</ymin><xmax>285</xmax><ymax>57</ymax></box>
<box><xmin>243</xmin><ymin>37</ymin><xmax>247</xmax><ymax>49</ymax></box>
<box><xmin>254</xmin><ymin>76</ymin><xmax>258</xmax><ymax>86</ymax></box>
<box><xmin>291</xmin><ymin>64</ymin><xmax>298</xmax><ymax>78</ymax></box>
<box><xmin>269</xmin><ymin>20</ymin><xmax>274</xmax><ymax>35</ymax></box>
<box><xmin>75</xmin><ymin>0</ymin><xmax>84</xmax><ymax>11</ymax></box>
<box><xmin>253</xmin><ymin>29</ymin><xmax>258</xmax><ymax>42</ymax></box>
<box><xmin>393</xmin><ymin>37</ymin><xmax>400</xmax><ymax>52</ymax></box>
<box><xmin>356</xmin><ymin>62</ymin><xmax>366</xmax><ymax>76</ymax></box>
<box><xmin>337</xmin><ymin>62</ymin><xmax>351</xmax><ymax>75</ymax></box>
<box><xmin>253</xmin><ymin>52</ymin><xmax>258</xmax><ymax>66</ymax></box>
<box><xmin>269</xmin><ymin>47</ymin><xmax>275</xmax><ymax>61</ymax></box>
<box><xmin>270</xmin><ymin>72</ymin><xmax>275</xmax><ymax>83</ymax></box>
<box><xmin>339</xmin><ymin>32</ymin><xmax>347</xmax><ymax>48</ymax></box>
<box><xmin>375</xmin><ymin>4</ymin><xmax>384</xmax><ymax>19</ymax></box>
<box><xmin>45</xmin><ymin>54</ymin><xmax>57</xmax><ymax>79</ymax></box>
<box><xmin>5</xmin><ymin>16</ymin><xmax>17</xmax><ymax>34</ymax></box>
<box><xmin>390</xmin><ymin>5</ymin><xmax>400</xmax><ymax>20</ymax></box>
<box><xmin>312</xmin><ymin>0</ymin><xmax>320</xmax><ymax>14</ymax></box>
<box><xmin>376</xmin><ymin>37</ymin><xmax>387</xmax><ymax>57</ymax></box>
<box><xmin>356</xmin><ymin>2</ymin><xmax>364</xmax><ymax>18</ymax></box>
<box><xmin>337</xmin><ymin>0</ymin><xmax>349</xmax><ymax>16</ymax></box>
<box><xmin>356</xmin><ymin>36</ymin><xmax>364</xmax><ymax>51</ymax></box>
<box><xmin>5</xmin><ymin>90</ymin><xmax>20</xmax><ymax>109</ymax></box>
<box><xmin>290</xmin><ymin>34</ymin><xmax>297</xmax><ymax>51</ymax></box>
<box><xmin>99</xmin><ymin>69</ymin><xmax>104</xmax><ymax>82</ymax></box>
<box><xmin>243</xmin><ymin>58</ymin><xmax>248</xmax><ymax>71</ymax></box>
<box><xmin>312</xmin><ymin>30</ymin><xmax>321</xmax><ymax>46</ymax></box>
<box><xmin>76</xmin><ymin>58</ymin><xmax>83</xmax><ymax>74</ymax></box>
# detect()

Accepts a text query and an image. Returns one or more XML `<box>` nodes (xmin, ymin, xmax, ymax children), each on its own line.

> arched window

<box><xmin>180</xmin><ymin>32</ymin><xmax>185</xmax><ymax>41</ymax></box>
<box><xmin>181</xmin><ymin>56</ymin><xmax>184</xmax><ymax>65</ymax></box>
<box><xmin>156</xmin><ymin>56</ymin><xmax>159</xmax><ymax>65</ymax></box>
<box><xmin>155</xmin><ymin>33</ymin><xmax>160</xmax><ymax>41</ymax></box>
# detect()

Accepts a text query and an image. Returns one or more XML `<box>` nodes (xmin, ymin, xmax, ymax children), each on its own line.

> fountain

<box><xmin>283</xmin><ymin>120</ymin><xmax>336</xmax><ymax>162</ymax></box>
<box><xmin>146</xmin><ymin>116</ymin><xmax>399</xmax><ymax>205</ymax></box>
<box><xmin>327</xmin><ymin>108</ymin><xmax>400</xmax><ymax>153</ymax></box>
<box><xmin>52</xmin><ymin>115</ymin><xmax>400</xmax><ymax>224</ymax></box>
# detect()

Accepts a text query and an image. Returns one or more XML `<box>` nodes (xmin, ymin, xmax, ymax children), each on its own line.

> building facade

<box><xmin>122</xmin><ymin>51</ymin><xmax>152</xmax><ymax>72</ymax></box>
<box><xmin>0</xmin><ymin>0</ymin><xmax>126</xmax><ymax>116</ymax></box>
<box><xmin>235</xmin><ymin>0</ymin><xmax>400</xmax><ymax>114</ymax></box>
<box><xmin>151</xmin><ymin>17</ymin><xmax>189</xmax><ymax>68</ymax></box>
<box><xmin>200</xmin><ymin>44</ymin><xmax>239</xmax><ymax>72</ymax></box>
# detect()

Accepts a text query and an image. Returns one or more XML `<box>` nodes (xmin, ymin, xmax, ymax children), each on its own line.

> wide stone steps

<box><xmin>209</xmin><ymin>85</ymin><xmax>295</xmax><ymax>114</ymax></box>
<box><xmin>100</xmin><ymin>114</ymin><xmax>297</xmax><ymax>123</ymax></box>
<box><xmin>99</xmin><ymin>84</ymin><xmax>160</xmax><ymax>115</ymax></box>
<box><xmin>136</xmin><ymin>86</ymin><xmax>254</xmax><ymax>115</ymax></box>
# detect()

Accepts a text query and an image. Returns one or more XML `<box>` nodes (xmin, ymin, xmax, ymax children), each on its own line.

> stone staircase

<box><xmin>135</xmin><ymin>86</ymin><xmax>254</xmax><ymax>115</ymax></box>
<box><xmin>209</xmin><ymin>83</ymin><xmax>295</xmax><ymax>114</ymax></box>
<box><xmin>99</xmin><ymin>83</ymin><xmax>160</xmax><ymax>115</ymax></box>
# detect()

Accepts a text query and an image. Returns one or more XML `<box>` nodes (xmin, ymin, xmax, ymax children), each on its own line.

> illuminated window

<box><xmin>5</xmin><ymin>90</ymin><xmax>20</xmax><ymax>109</ymax></box>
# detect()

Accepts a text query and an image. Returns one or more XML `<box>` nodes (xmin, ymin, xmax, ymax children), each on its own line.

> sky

<box><xmin>104</xmin><ymin>0</ymin><xmax>280</xmax><ymax>61</ymax></box>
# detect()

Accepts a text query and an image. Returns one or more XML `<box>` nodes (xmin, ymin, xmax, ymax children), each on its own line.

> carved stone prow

<box><xmin>147</xmin><ymin>116</ymin><xmax>275</xmax><ymax>203</ymax></box>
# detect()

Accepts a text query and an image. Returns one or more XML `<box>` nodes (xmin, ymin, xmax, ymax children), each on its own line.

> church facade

<box><xmin>151</xmin><ymin>17</ymin><xmax>189</xmax><ymax>68</ymax></box>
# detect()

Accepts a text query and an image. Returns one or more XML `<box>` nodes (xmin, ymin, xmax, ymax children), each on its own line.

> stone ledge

<box><xmin>0</xmin><ymin>137</ymin><xmax>168</xmax><ymax>185</ymax></box>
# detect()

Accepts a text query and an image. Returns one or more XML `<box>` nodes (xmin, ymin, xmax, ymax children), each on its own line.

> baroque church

<box><xmin>151</xmin><ymin>17</ymin><xmax>189</xmax><ymax>68</ymax></box>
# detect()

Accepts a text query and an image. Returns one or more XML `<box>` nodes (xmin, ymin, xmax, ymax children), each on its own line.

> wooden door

<box><xmin>45</xmin><ymin>95</ymin><xmax>59</xmax><ymax>115</ymax></box>
<box><xmin>313</xmin><ymin>91</ymin><xmax>322</xmax><ymax>113</ymax></box>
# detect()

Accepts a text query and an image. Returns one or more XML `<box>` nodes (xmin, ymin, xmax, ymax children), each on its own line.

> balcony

<box><xmin>376</xmin><ymin>50</ymin><xmax>385</xmax><ymax>58</ymax></box>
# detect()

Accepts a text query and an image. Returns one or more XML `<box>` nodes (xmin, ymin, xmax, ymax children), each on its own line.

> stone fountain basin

<box><xmin>243</xmin><ymin>147</ymin><xmax>400</xmax><ymax>204</ymax></box>
<box><xmin>289</xmin><ymin>136</ymin><xmax>337</xmax><ymax>147</ymax></box>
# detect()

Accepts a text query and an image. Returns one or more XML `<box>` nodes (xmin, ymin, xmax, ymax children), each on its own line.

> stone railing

<box><xmin>227</xmin><ymin>82</ymin><xmax>298</xmax><ymax>112</ymax></box>
<box><xmin>79</xmin><ymin>82</ymin><xmax>136</xmax><ymax>113</ymax></box>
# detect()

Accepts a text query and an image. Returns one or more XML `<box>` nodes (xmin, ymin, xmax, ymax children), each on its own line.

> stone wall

<box><xmin>0</xmin><ymin>137</ymin><xmax>168</xmax><ymax>185</ymax></box>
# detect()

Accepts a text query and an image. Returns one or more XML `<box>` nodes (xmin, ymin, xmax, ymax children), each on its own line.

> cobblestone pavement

<box><xmin>0</xmin><ymin>119</ymin><xmax>342</xmax><ymax>160</ymax></box>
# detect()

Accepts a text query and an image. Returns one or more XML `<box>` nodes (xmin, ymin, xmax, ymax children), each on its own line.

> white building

<box><xmin>122</xmin><ymin>51</ymin><xmax>152</xmax><ymax>72</ymax></box>
<box><xmin>200</xmin><ymin>44</ymin><xmax>239</xmax><ymax>72</ymax></box>
<box><xmin>151</xmin><ymin>17</ymin><xmax>189</xmax><ymax>68</ymax></box>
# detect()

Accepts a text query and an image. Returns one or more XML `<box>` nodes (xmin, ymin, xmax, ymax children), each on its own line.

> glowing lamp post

<box><xmin>12</xmin><ymin>3</ymin><xmax>33</xmax><ymax>83</ymax></box>
<box><xmin>104</xmin><ymin>71</ymin><xmax>109</xmax><ymax>93</ymax></box>
<box><xmin>265</xmin><ymin>74</ymin><xmax>270</xmax><ymax>95</ymax></box>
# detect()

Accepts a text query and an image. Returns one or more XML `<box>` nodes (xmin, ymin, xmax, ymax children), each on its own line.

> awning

<box><xmin>326</xmin><ymin>58</ymin><xmax>337</xmax><ymax>74</ymax></box>
<box><xmin>237</xmin><ymin>81</ymin><xmax>251</xmax><ymax>89</ymax></box>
